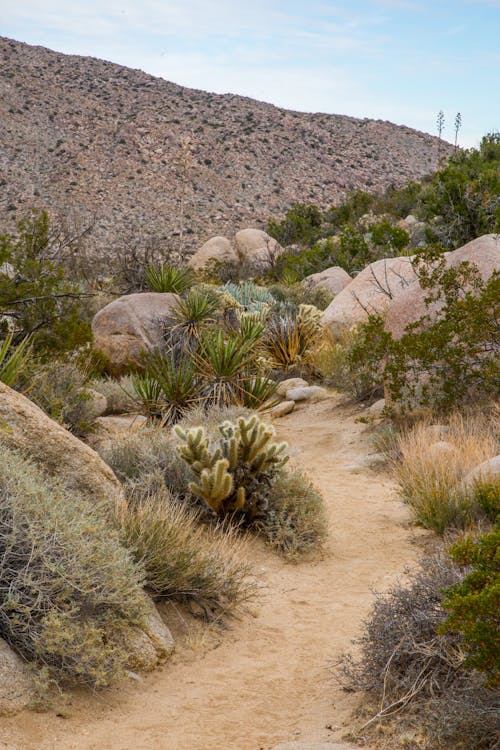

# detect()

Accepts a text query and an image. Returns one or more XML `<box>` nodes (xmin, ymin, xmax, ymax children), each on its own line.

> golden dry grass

<box><xmin>393</xmin><ymin>412</ymin><xmax>499</xmax><ymax>533</ymax></box>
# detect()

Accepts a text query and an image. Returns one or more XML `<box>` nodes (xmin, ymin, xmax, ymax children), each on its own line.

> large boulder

<box><xmin>188</xmin><ymin>236</ymin><xmax>238</xmax><ymax>271</ymax></box>
<box><xmin>92</xmin><ymin>292</ymin><xmax>179</xmax><ymax>373</ymax></box>
<box><xmin>385</xmin><ymin>234</ymin><xmax>500</xmax><ymax>339</ymax></box>
<box><xmin>322</xmin><ymin>256</ymin><xmax>417</xmax><ymax>334</ymax></box>
<box><xmin>234</xmin><ymin>228</ymin><xmax>283</xmax><ymax>272</ymax></box>
<box><xmin>0</xmin><ymin>383</ymin><xmax>123</xmax><ymax>507</ymax></box>
<box><xmin>0</xmin><ymin>638</ymin><xmax>36</xmax><ymax>716</ymax></box>
<box><xmin>302</xmin><ymin>266</ymin><xmax>352</xmax><ymax>296</ymax></box>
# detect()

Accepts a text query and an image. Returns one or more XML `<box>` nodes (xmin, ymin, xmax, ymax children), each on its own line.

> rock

<box><xmin>122</xmin><ymin>601</ymin><xmax>175</xmax><ymax>672</ymax></box>
<box><xmin>369</xmin><ymin>398</ymin><xmax>386</xmax><ymax>417</ymax></box>
<box><xmin>276</xmin><ymin>377</ymin><xmax>309</xmax><ymax>396</ymax></box>
<box><xmin>0</xmin><ymin>638</ymin><xmax>36</xmax><ymax>716</ymax></box>
<box><xmin>302</xmin><ymin>266</ymin><xmax>352</xmax><ymax>296</ymax></box>
<box><xmin>462</xmin><ymin>455</ymin><xmax>500</xmax><ymax>489</ymax></box>
<box><xmin>286</xmin><ymin>385</ymin><xmax>329</xmax><ymax>402</ymax></box>
<box><xmin>322</xmin><ymin>256</ymin><xmax>417</xmax><ymax>335</ymax></box>
<box><xmin>188</xmin><ymin>236</ymin><xmax>238</xmax><ymax>271</ymax></box>
<box><xmin>269</xmin><ymin>400</ymin><xmax>295</xmax><ymax>418</ymax></box>
<box><xmin>234</xmin><ymin>228</ymin><xmax>283</xmax><ymax>272</ymax></box>
<box><xmin>398</xmin><ymin>214</ymin><xmax>418</xmax><ymax>229</ymax></box>
<box><xmin>385</xmin><ymin>234</ymin><xmax>500</xmax><ymax>339</ymax></box>
<box><xmin>0</xmin><ymin>383</ymin><xmax>123</xmax><ymax>507</ymax></box>
<box><xmin>92</xmin><ymin>292</ymin><xmax>179</xmax><ymax>373</ymax></box>
<box><xmin>272</xmin><ymin>743</ymin><xmax>363</xmax><ymax>750</ymax></box>
<box><xmin>87</xmin><ymin>414</ymin><xmax>149</xmax><ymax>450</ymax></box>
<box><xmin>75</xmin><ymin>388</ymin><xmax>108</xmax><ymax>421</ymax></box>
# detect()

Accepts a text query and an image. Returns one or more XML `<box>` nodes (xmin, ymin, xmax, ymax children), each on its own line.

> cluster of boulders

<box><xmin>321</xmin><ymin>233</ymin><xmax>500</xmax><ymax>339</ymax></box>
<box><xmin>188</xmin><ymin>227</ymin><xmax>283</xmax><ymax>275</ymax></box>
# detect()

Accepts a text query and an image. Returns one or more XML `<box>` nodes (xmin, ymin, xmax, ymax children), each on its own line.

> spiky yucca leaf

<box><xmin>0</xmin><ymin>333</ymin><xmax>31</xmax><ymax>386</ymax></box>
<box><xmin>193</xmin><ymin>329</ymin><xmax>258</xmax><ymax>408</ymax></box>
<box><xmin>144</xmin><ymin>264</ymin><xmax>194</xmax><ymax>294</ymax></box>
<box><xmin>148</xmin><ymin>352</ymin><xmax>201</xmax><ymax>426</ymax></box>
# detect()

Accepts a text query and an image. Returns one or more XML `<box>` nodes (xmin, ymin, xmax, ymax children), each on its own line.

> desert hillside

<box><xmin>0</xmin><ymin>36</ymin><xmax>452</xmax><ymax>254</ymax></box>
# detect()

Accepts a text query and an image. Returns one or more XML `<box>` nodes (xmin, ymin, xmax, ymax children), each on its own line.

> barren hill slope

<box><xmin>0</xmin><ymin>36</ymin><xmax>452</xmax><ymax>255</ymax></box>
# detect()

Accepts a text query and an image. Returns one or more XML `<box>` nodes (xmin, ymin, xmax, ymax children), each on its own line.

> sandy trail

<box><xmin>0</xmin><ymin>395</ymin><xmax>420</xmax><ymax>750</ymax></box>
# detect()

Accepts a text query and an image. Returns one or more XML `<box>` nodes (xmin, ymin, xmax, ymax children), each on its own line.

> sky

<box><xmin>1</xmin><ymin>0</ymin><xmax>499</xmax><ymax>147</ymax></box>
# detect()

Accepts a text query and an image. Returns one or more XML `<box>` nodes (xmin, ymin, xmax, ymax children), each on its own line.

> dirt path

<box><xmin>0</xmin><ymin>395</ymin><xmax>421</xmax><ymax>750</ymax></box>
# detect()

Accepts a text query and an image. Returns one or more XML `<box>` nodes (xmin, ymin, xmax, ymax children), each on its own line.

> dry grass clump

<box><xmin>90</xmin><ymin>375</ymin><xmax>139</xmax><ymax>414</ymax></box>
<box><xmin>115</xmin><ymin>489</ymin><xmax>256</xmax><ymax>619</ymax></box>
<box><xmin>99</xmin><ymin>428</ymin><xmax>192</xmax><ymax>499</ymax></box>
<box><xmin>393</xmin><ymin>414</ymin><xmax>499</xmax><ymax>533</ymax></box>
<box><xmin>259</xmin><ymin>470</ymin><xmax>328</xmax><ymax>558</ymax></box>
<box><xmin>0</xmin><ymin>444</ymin><xmax>147</xmax><ymax>687</ymax></box>
<box><xmin>338</xmin><ymin>551</ymin><xmax>498</xmax><ymax>750</ymax></box>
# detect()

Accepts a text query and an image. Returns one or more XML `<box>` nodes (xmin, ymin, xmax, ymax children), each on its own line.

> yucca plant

<box><xmin>241</xmin><ymin>374</ymin><xmax>279</xmax><ymax>410</ymax></box>
<box><xmin>147</xmin><ymin>351</ymin><xmax>201</xmax><ymax>426</ymax></box>
<box><xmin>129</xmin><ymin>372</ymin><xmax>165</xmax><ymax>418</ymax></box>
<box><xmin>194</xmin><ymin>329</ymin><xmax>258</xmax><ymax>408</ymax></box>
<box><xmin>144</xmin><ymin>264</ymin><xmax>194</xmax><ymax>294</ymax></box>
<box><xmin>0</xmin><ymin>333</ymin><xmax>31</xmax><ymax>386</ymax></box>
<box><xmin>261</xmin><ymin>304</ymin><xmax>322</xmax><ymax>371</ymax></box>
<box><xmin>163</xmin><ymin>287</ymin><xmax>220</xmax><ymax>356</ymax></box>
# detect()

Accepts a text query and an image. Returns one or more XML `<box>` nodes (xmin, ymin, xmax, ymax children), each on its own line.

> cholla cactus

<box><xmin>297</xmin><ymin>304</ymin><xmax>322</xmax><ymax>336</ymax></box>
<box><xmin>175</xmin><ymin>416</ymin><xmax>288</xmax><ymax>521</ymax></box>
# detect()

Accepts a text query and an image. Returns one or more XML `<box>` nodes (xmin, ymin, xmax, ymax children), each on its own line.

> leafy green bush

<box><xmin>441</xmin><ymin>524</ymin><xmax>500</xmax><ymax>686</ymax></box>
<box><xmin>267</xmin><ymin>202</ymin><xmax>322</xmax><ymax>245</ymax></box>
<box><xmin>175</xmin><ymin>415</ymin><xmax>288</xmax><ymax>522</ymax></box>
<box><xmin>0</xmin><ymin>445</ymin><xmax>147</xmax><ymax>687</ymax></box>
<box><xmin>0</xmin><ymin>210</ymin><xmax>92</xmax><ymax>354</ymax></box>
<box><xmin>260</xmin><ymin>470</ymin><xmax>328</xmax><ymax>558</ymax></box>
<box><xmin>115</xmin><ymin>490</ymin><xmax>255</xmax><ymax>619</ymax></box>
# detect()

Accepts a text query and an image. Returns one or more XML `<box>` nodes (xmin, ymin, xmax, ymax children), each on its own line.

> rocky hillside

<box><xmin>0</xmin><ymin>36</ymin><xmax>453</xmax><ymax>256</ymax></box>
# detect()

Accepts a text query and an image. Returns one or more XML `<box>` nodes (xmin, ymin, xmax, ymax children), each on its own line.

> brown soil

<box><xmin>0</xmin><ymin>395</ymin><xmax>422</xmax><ymax>750</ymax></box>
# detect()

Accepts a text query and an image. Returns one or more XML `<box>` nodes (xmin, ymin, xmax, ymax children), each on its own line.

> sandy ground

<box><xmin>0</xmin><ymin>395</ymin><xmax>422</xmax><ymax>750</ymax></box>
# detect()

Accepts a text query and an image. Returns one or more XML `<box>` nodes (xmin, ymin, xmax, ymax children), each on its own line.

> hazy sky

<box><xmin>2</xmin><ymin>0</ymin><xmax>499</xmax><ymax>146</ymax></box>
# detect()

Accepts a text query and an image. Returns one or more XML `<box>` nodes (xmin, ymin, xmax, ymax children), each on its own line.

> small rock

<box><xmin>368</xmin><ymin>398</ymin><xmax>385</xmax><ymax>416</ymax></box>
<box><xmin>276</xmin><ymin>378</ymin><xmax>309</xmax><ymax>396</ymax></box>
<box><xmin>0</xmin><ymin>638</ymin><xmax>36</xmax><ymax>716</ymax></box>
<box><xmin>286</xmin><ymin>386</ymin><xmax>329</xmax><ymax>402</ymax></box>
<box><xmin>462</xmin><ymin>455</ymin><xmax>500</xmax><ymax>490</ymax></box>
<box><xmin>269</xmin><ymin>400</ymin><xmax>295</xmax><ymax>418</ymax></box>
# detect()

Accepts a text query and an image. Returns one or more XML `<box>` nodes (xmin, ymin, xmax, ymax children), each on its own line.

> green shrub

<box><xmin>89</xmin><ymin>375</ymin><xmax>139</xmax><ymax>414</ymax></box>
<box><xmin>0</xmin><ymin>445</ymin><xmax>147</xmax><ymax>687</ymax></box>
<box><xmin>267</xmin><ymin>202</ymin><xmax>322</xmax><ymax>246</ymax></box>
<box><xmin>259</xmin><ymin>470</ymin><xmax>328</xmax><ymax>558</ymax></box>
<box><xmin>0</xmin><ymin>210</ymin><xmax>92</xmax><ymax>355</ymax></box>
<box><xmin>115</xmin><ymin>491</ymin><xmax>255</xmax><ymax>619</ymax></box>
<box><xmin>441</xmin><ymin>524</ymin><xmax>500</xmax><ymax>686</ymax></box>
<box><xmin>175</xmin><ymin>415</ymin><xmax>288</xmax><ymax>522</ymax></box>
<box><xmin>385</xmin><ymin>248</ymin><xmax>500</xmax><ymax>411</ymax></box>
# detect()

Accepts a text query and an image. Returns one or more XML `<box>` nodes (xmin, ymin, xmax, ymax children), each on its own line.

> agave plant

<box><xmin>144</xmin><ymin>264</ymin><xmax>194</xmax><ymax>294</ymax></box>
<box><xmin>223</xmin><ymin>281</ymin><xmax>275</xmax><ymax>313</ymax></box>
<box><xmin>0</xmin><ymin>333</ymin><xmax>31</xmax><ymax>386</ymax></box>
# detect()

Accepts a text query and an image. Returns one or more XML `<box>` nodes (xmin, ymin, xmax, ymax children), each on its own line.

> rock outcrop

<box><xmin>188</xmin><ymin>236</ymin><xmax>238</xmax><ymax>271</ymax></box>
<box><xmin>385</xmin><ymin>234</ymin><xmax>500</xmax><ymax>338</ymax></box>
<box><xmin>322</xmin><ymin>256</ymin><xmax>417</xmax><ymax>334</ymax></box>
<box><xmin>92</xmin><ymin>292</ymin><xmax>178</xmax><ymax>373</ymax></box>
<box><xmin>234</xmin><ymin>228</ymin><xmax>283</xmax><ymax>271</ymax></box>
<box><xmin>0</xmin><ymin>383</ymin><xmax>122</xmax><ymax>506</ymax></box>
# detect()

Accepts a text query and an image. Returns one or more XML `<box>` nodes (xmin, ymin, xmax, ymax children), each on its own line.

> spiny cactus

<box><xmin>175</xmin><ymin>416</ymin><xmax>288</xmax><ymax>521</ymax></box>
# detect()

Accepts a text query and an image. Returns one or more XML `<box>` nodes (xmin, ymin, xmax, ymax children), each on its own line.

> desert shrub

<box><xmin>267</xmin><ymin>202</ymin><xmax>323</xmax><ymax>246</ymax></box>
<box><xmin>175</xmin><ymin>415</ymin><xmax>288</xmax><ymax>522</ymax></box>
<box><xmin>267</xmin><ymin>281</ymin><xmax>333</xmax><ymax>311</ymax></box>
<box><xmin>0</xmin><ymin>210</ymin><xmax>92</xmax><ymax>354</ymax></box>
<box><xmin>115</xmin><ymin>491</ymin><xmax>255</xmax><ymax>619</ymax></box>
<box><xmin>0</xmin><ymin>445</ymin><xmax>147</xmax><ymax>687</ymax></box>
<box><xmin>338</xmin><ymin>551</ymin><xmax>498</xmax><ymax>749</ymax></box>
<box><xmin>259</xmin><ymin>470</ymin><xmax>328</xmax><ymax>558</ymax></box>
<box><xmin>144</xmin><ymin>263</ymin><xmax>194</xmax><ymax>293</ymax></box>
<box><xmin>0</xmin><ymin>333</ymin><xmax>31</xmax><ymax>386</ymax></box>
<box><xmin>385</xmin><ymin>248</ymin><xmax>500</xmax><ymax>411</ymax></box>
<box><xmin>99</xmin><ymin>428</ymin><xmax>192</xmax><ymax>500</ymax></box>
<box><xmin>22</xmin><ymin>357</ymin><xmax>101</xmax><ymax>435</ymax></box>
<box><xmin>89</xmin><ymin>375</ymin><xmax>139</xmax><ymax>414</ymax></box>
<box><xmin>441</xmin><ymin>524</ymin><xmax>500</xmax><ymax>686</ymax></box>
<box><xmin>393</xmin><ymin>414</ymin><xmax>498</xmax><ymax>533</ymax></box>
<box><xmin>421</xmin><ymin>132</ymin><xmax>500</xmax><ymax>248</ymax></box>
<box><xmin>313</xmin><ymin>315</ymin><xmax>389</xmax><ymax>401</ymax></box>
